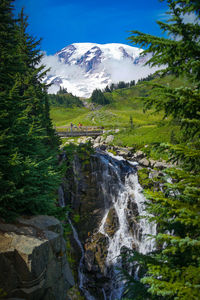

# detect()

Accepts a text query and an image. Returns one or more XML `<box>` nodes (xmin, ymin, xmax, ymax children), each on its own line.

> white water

<box><xmin>58</xmin><ymin>186</ymin><xmax>65</xmax><ymax>207</ymax></box>
<box><xmin>68</xmin><ymin>218</ymin><xmax>95</xmax><ymax>300</ymax></box>
<box><xmin>63</xmin><ymin>151</ymin><xmax>156</xmax><ymax>300</ymax></box>
<box><xmin>97</xmin><ymin>152</ymin><xmax>156</xmax><ymax>299</ymax></box>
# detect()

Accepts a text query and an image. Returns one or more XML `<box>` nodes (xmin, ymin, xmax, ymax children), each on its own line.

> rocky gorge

<box><xmin>59</xmin><ymin>139</ymin><xmax>167</xmax><ymax>299</ymax></box>
<box><xmin>0</xmin><ymin>136</ymin><xmax>171</xmax><ymax>300</ymax></box>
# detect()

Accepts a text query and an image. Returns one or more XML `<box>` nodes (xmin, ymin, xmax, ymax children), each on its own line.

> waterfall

<box><xmin>62</xmin><ymin>150</ymin><xmax>156</xmax><ymax>300</ymax></box>
<box><xmin>58</xmin><ymin>186</ymin><xmax>65</xmax><ymax>207</ymax></box>
<box><xmin>68</xmin><ymin>218</ymin><xmax>95</xmax><ymax>300</ymax></box>
<box><xmin>96</xmin><ymin>151</ymin><xmax>156</xmax><ymax>299</ymax></box>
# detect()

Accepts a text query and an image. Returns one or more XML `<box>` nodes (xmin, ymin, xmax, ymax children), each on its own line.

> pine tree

<box><xmin>0</xmin><ymin>4</ymin><xmax>61</xmax><ymax>219</ymax></box>
<box><xmin>122</xmin><ymin>1</ymin><xmax>200</xmax><ymax>299</ymax></box>
<box><xmin>91</xmin><ymin>88</ymin><xmax>110</xmax><ymax>105</ymax></box>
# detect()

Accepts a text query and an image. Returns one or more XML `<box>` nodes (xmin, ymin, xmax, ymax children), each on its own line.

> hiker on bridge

<box><xmin>70</xmin><ymin>123</ymin><xmax>73</xmax><ymax>132</ymax></box>
<box><xmin>78</xmin><ymin>122</ymin><xmax>83</xmax><ymax>130</ymax></box>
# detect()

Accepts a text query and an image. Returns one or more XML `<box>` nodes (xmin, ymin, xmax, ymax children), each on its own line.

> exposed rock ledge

<box><xmin>0</xmin><ymin>215</ymin><xmax>74</xmax><ymax>300</ymax></box>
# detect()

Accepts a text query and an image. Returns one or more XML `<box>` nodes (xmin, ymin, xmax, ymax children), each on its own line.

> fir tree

<box><xmin>0</xmin><ymin>4</ymin><xmax>61</xmax><ymax>219</ymax></box>
<box><xmin>122</xmin><ymin>1</ymin><xmax>200</xmax><ymax>299</ymax></box>
<box><xmin>91</xmin><ymin>88</ymin><xmax>110</xmax><ymax>105</ymax></box>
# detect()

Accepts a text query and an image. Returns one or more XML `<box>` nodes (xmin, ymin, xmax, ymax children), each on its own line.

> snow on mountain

<box><xmin>43</xmin><ymin>43</ymin><xmax>155</xmax><ymax>98</ymax></box>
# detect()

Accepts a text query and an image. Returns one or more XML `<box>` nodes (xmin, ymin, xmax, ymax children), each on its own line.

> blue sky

<box><xmin>14</xmin><ymin>0</ymin><xmax>168</xmax><ymax>55</ymax></box>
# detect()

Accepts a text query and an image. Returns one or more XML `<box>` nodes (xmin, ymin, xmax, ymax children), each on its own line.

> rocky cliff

<box><xmin>0</xmin><ymin>215</ymin><xmax>74</xmax><ymax>300</ymax></box>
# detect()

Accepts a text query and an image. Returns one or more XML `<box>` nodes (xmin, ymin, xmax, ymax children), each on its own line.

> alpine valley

<box><xmin>43</xmin><ymin>43</ymin><xmax>153</xmax><ymax>97</ymax></box>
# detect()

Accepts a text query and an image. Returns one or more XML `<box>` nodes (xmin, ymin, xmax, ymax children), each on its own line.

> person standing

<box><xmin>70</xmin><ymin>123</ymin><xmax>73</xmax><ymax>132</ymax></box>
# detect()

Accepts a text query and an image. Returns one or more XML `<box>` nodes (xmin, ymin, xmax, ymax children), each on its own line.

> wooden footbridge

<box><xmin>56</xmin><ymin>126</ymin><xmax>104</xmax><ymax>137</ymax></box>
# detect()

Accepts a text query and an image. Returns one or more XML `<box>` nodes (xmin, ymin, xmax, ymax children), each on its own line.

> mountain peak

<box><xmin>43</xmin><ymin>43</ymin><xmax>153</xmax><ymax>97</ymax></box>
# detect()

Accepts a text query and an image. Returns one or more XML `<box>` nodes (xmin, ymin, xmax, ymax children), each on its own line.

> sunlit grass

<box><xmin>50</xmin><ymin>75</ymin><xmax>184</xmax><ymax>147</ymax></box>
<box><xmin>50</xmin><ymin>107</ymin><xmax>89</xmax><ymax>126</ymax></box>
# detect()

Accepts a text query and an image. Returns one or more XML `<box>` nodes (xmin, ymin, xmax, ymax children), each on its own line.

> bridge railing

<box><xmin>57</xmin><ymin>130</ymin><xmax>103</xmax><ymax>137</ymax></box>
<box><xmin>55</xmin><ymin>126</ymin><xmax>104</xmax><ymax>132</ymax></box>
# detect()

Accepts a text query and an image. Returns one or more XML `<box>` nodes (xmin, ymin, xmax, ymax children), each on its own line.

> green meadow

<box><xmin>50</xmin><ymin>76</ymin><xmax>184</xmax><ymax>147</ymax></box>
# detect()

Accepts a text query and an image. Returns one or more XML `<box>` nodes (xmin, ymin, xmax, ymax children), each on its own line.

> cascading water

<box><xmin>63</xmin><ymin>150</ymin><xmax>156</xmax><ymax>300</ymax></box>
<box><xmin>96</xmin><ymin>152</ymin><xmax>156</xmax><ymax>299</ymax></box>
<box><xmin>68</xmin><ymin>218</ymin><xmax>95</xmax><ymax>300</ymax></box>
<box><xmin>58</xmin><ymin>182</ymin><xmax>95</xmax><ymax>299</ymax></box>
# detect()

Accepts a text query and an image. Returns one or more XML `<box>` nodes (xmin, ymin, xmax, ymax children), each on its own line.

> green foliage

<box><xmin>0</xmin><ymin>5</ymin><xmax>61</xmax><ymax>220</ymax></box>
<box><xmin>73</xmin><ymin>213</ymin><xmax>80</xmax><ymax>223</ymax></box>
<box><xmin>91</xmin><ymin>88</ymin><xmax>110</xmax><ymax>105</ymax></box>
<box><xmin>48</xmin><ymin>90</ymin><xmax>83</xmax><ymax>108</ymax></box>
<box><xmin>105</xmin><ymin>80</ymin><xmax>136</xmax><ymax>93</ymax></box>
<box><xmin>121</xmin><ymin>1</ymin><xmax>200</xmax><ymax>299</ymax></box>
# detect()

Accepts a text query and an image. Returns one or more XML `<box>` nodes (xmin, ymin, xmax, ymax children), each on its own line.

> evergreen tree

<box><xmin>91</xmin><ymin>88</ymin><xmax>110</xmax><ymax>105</ymax></box>
<box><xmin>104</xmin><ymin>85</ymin><xmax>111</xmax><ymax>93</ymax></box>
<box><xmin>57</xmin><ymin>86</ymin><xmax>68</xmax><ymax>94</ymax></box>
<box><xmin>118</xmin><ymin>81</ymin><xmax>127</xmax><ymax>89</ymax></box>
<box><xmin>122</xmin><ymin>1</ymin><xmax>200</xmax><ymax>299</ymax></box>
<box><xmin>130</xmin><ymin>80</ymin><xmax>135</xmax><ymax>87</ymax></box>
<box><xmin>0</xmin><ymin>4</ymin><xmax>61</xmax><ymax>219</ymax></box>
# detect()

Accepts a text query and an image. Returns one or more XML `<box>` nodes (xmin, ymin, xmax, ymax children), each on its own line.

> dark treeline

<box><xmin>0</xmin><ymin>1</ymin><xmax>61</xmax><ymax>219</ymax></box>
<box><xmin>137</xmin><ymin>73</ymin><xmax>156</xmax><ymax>84</ymax></box>
<box><xmin>48</xmin><ymin>87</ymin><xmax>83</xmax><ymax>108</ymax></box>
<box><xmin>103</xmin><ymin>80</ymin><xmax>136</xmax><ymax>93</ymax></box>
<box><xmin>90</xmin><ymin>88</ymin><xmax>111</xmax><ymax>105</ymax></box>
<box><xmin>103</xmin><ymin>74</ymin><xmax>156</xmax><ymax>93</ymax></box>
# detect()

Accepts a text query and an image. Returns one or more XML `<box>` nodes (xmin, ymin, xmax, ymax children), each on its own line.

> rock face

<box><xmin>66</xmin><ymin>150</ymin><xmax>145</xmax><ymax>298</ymax></box>
<box><xmin>104</xmin><ymin>207</ymin><xmax>119</xmax><ymax>237</ymax></box>
<box><xmin>0</xmin><ymin>215</ymin><xmax>74</xmax><ymax>300</ymax></box>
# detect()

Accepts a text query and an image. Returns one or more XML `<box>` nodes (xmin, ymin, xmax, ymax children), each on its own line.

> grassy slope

<box><xmin>50</xmin><ymin>75</ymin><xmax>185</xmax><ymax>147</ymax></box>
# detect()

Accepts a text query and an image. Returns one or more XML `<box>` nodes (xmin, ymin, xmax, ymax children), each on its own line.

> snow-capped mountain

<box><xmin>43</xmin><ymin>43</ymin><xmax>152</xmax><ymax>97</ymax></box>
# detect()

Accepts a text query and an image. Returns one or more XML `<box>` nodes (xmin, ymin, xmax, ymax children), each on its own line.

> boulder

<box><xmin>94</xmin><ymin>136</ymin><xmax>102</xmax><ymax>144</ymax></box>
<box><xmin>149</xmin><ymin>159</ymin><xmax>156</xmax><ymax>168</ymax></box>
<box><xmin>133</xmin><ymin>150</ymin><xmax>145</xmax><ymax>160</ymax></box>
<box><xmin>0</xmin><ymin>216</ymin><xmax>74</xmax><ymax>300</ymax></box>
<box><xmin>139</xmin><ymin>158</ymin><xmax>150</xmax><ymax>167</ymax></box>
<box><xmin>105</xmin><ymin>135</ymin><xmax>114</xmax><ymax>144</ymax></box>
<box><xmin>93</xmin><ymin>143</ymin><xmax>100</xmax><ymax>149</ymax></box>
<box><xmin>154</xmin><ymin>161</ymin><xmax>169</xmax><ymax>169</ymax></box>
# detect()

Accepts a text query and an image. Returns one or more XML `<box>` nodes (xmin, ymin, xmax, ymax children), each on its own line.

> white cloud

<box><xmin>41</xmin><ymin>54</ymin><xmax>85</xmax><ymax>80</ymax></box>
<box><xmin>182</xmin><ymin>12</ymin><xmax>200</xmax><ymax>25</ymax></box>
<box><xmin>41</xmin><ymin>53</ymin><xmax>162</xmax><ymax>97</ymax></box>
<box><xmin>100</xmin><ymin>57</ymin><xmax>160</xmax><ymax>84</ymax></box>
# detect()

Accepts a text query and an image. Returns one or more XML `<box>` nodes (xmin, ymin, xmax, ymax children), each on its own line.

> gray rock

<box><xmin>85</xmin><ymin>250</ymin><xmax>95</xmax><ymax>271</ymax></box>
<box><xmin>18</xmin><ymin>215</ymin><xmax>62</xmax><ymax>234</ymax></box>
<box><xmin>93</xmin><ymin>143</ymin><xmax>100</xmax><ymax>148</ymax></box>
<box><xmin>105</xmin><ymin>135</ymin><xmax>114</xmax><ymax>144</ymax></box>
<box><xmin>149</xmin><ymin>159</ymin><xmax>156</xmax><ymax>167</ymax></box>
<box><xmin>134</xmin><ymin>150</ymin><xmax>145</xmax><ymax>160</ymax></box>
<box><xmin>139</xmin><ymin>158</ymin><xmax>150</xmax><ymax>167</ymax></box>
<box><xmin>94</xmin><ymin>136</ymin><xmax>102</xmax><ymax>143</ymax></box>
<box><xmin>154</xmin><ymin>161</ymin><xmax>168</xmax><ymax>169</ymax></box>
<box><xmin>0</xmin><ymin>216</ymin><xmax>74</xmax><ymax>300</ymax></box>
<box><xmin>104</xmin><ymin>207</ymin><xmax>119</xmax><ymax>237</ymax></box>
